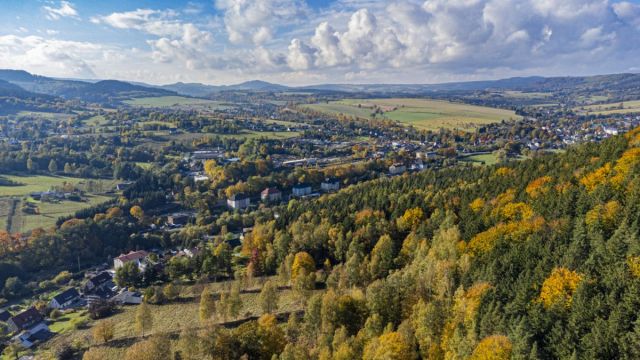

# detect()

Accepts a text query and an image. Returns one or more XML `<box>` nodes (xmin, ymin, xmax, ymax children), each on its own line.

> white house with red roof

<box><xmin>113</xmin><ymin>250</ymin><xmax>149</xmax><ymax>271</ymax></box>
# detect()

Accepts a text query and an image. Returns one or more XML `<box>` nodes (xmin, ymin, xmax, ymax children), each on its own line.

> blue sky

<box><xmin>1</xmin><ymin>0</ymin><xmax>640</xmax><ymax>85</ymax></box>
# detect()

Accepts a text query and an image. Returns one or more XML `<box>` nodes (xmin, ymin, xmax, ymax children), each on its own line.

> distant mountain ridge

<box><xmin>159</xmin><ymin>80</ymin><xmax>288</xmax><ymax>97</ymax></box>
<box><xmin>157</xmin><ymin>73</ymin><xmax>640</xmax><ymax>96</ymax></box>
<box><xmin>0</xmin><ymin>69</ymin><xmax>176</xmax><ymax>104</ymax></box>
<box><xmin>2</xmin><ymin>69</ymin><xmax>640</xmax><ymax>101</ymax></box>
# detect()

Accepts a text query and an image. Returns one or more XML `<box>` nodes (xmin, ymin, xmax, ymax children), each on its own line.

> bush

<box><xmin>53</xmin><ymin>271</ymin><xmax>73</xmax><ymax>285</ymax></box>
<box><xmin>39</xmin><ymin>280</ymin><xmax>54</xmax><ymax>290</ymax></box>
<box><xmin>71</xmin><ymin>317</ymin><xmax>88</xmax><ymax>329</ymax></box>
<box><xmin>50</xmin><ymin>309</ymin><xmax>62</xmax><ymax>320</ymax></box>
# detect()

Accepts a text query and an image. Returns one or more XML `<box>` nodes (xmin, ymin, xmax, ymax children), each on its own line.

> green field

<box><xmin>83</xmin><ymin>115</ymin><xmax>109</xmax><ymax>126</ymax></box>
<box><xmin>575</xmin><ymin>100</ymin><xmax>640</xmax><ymax>115</ymax></box>
<box><xmin>11</xmin><ymin>194</ymin><xmax>114</xmax><ymax>232</ymax></box>
<box><xmin>0</xmin><ymin>175</ymin><xmax>115</xmax><ymax>197</ymax></box>
<box><xmin>124</xmin><ymin>96</ymin><xmax>226</xmax><ymax>108</ymax></box>
<box><xmin>0</xmin><ymin>175</ymin><xmax>116</xmax><ymax>232</ymax></box>
<box><xmin>303</xmin><ymin>98</ymin><xmax>521</xmax><ymax>130</ymax></box>
<box><xmin>15</xmin><ymin>111</ymin><xmax>74</xmax><ymax>120</ymax></box>
<box><xmin>502</xmin><ymin>91</ymin><xmax>553</xmax><ymax>99</ymax></box>
<box><xmin>460</xmin><ymin>153</ymin><xmax>499</xmax><ymax>166</ymax></box>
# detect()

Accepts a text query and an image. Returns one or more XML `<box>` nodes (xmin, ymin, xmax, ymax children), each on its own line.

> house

<box><xmin>193</xmin><ymin>174</ymin><xmax>209</xmax><ymax>182</ymax></box>
<box><xmin>321</xmin><ymin>178</ymin><xmax>340</xmax><ymax>192</ymax></box>
<box><xmin>84</xmin><ymin>271</ymin><xmax>113</xmax><ymax>294</ymax></box>
<box><xmin>114</xmin><ymin>250</ymin><xmax>149</xmax><ymax>270</ymax></box>
<box><xmin>49</xmin><ymin>288</ymin><xmax>82</xmax><ymax>310</ymax></box>
<box><xmin>112</xmin><ymin>290</ymin><xmax>142</xmax><ymax>305</ymax></box>
<box><xmin>389</xmin><ymin>163</ymin><xmax>407</xmax><ymax>175</ymax></box>
<box><xmin>292</xmin><ymin>184</ymin><xmax>312</xmax><ymax>197</ymax></box>
<box><xmin>227</xmin><ymin>193</ymin><xmax>250</xmax><ymax>210</ymax></box>
<box><xmin>7</xmin><ymin>308</ymin><xmax>44</xmax><ymax>333</ymax></box>
<box><xmin>167</xmin><ymin>213</ymin><xmax>191</xmax><ymax>227</ymax></box>
<box><xmin>15</xmin><ymin>324</ymin><xmax>53</xmax><ymax>348</ymax></box>
<box><xmin>261</xmin><ymin>187</ymin><xmax>282</xmax><ymax>202</ymax></box>
<box><xmin>0</xmin><ymin>309</ymin><xmax>11</xmax><ymax>323</ymax></box>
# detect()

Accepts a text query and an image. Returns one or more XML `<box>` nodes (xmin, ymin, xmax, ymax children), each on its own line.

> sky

<box><xmin>0</xmin><ymin>0</ymin><xmax>640</xmax><ymax>86</ymax></box>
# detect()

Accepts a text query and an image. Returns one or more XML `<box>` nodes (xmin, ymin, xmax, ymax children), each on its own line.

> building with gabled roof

<box><xmin>49</xmin><ymin>288</ymin><xmax>82</xmax><ymax>310</ymax></box>
<box><xmin>7</xmin><ymin>307</ymin><xmax>44</xmax><ymax>333</ymax></box>
<box><xmin>261</xmin><ymin>187</ymin><xmax>282</xmax><ymax>202</ymax></box>
<box><xmin>114</xmin><ymin>250</ymin><xmax>149</xmax><ymax>270</ymax></box>
<box><xmin>292</xmin><ymin>183</ymin><xmax>312</xmax><ymax>197</ymax></box>
<box><xmin>0</xmin><ymin>309</ymin><xmax>11</xmax><ymax>323</ymax></box>
<box><xmin>227</xmin><ymin>193</ymin><xmax>250</xmax><ymax>210</ymax></box>
<box><xmin>321</xmin><ymin>178</ymin><xmax>340</xmax><ymax>192</ymax></box>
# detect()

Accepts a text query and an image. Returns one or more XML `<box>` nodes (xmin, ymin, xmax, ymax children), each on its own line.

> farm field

<box><xmin>303</xmin><ymin>98</ymin><xmax>521</xmax><ymax>130</ymax></box>
<box><xmin>124</xmin><ymin>96</ymin><xmax>227</xmax><ymax>109</ymax></box>
<box><xmin>0</xmin><ymin>175</ymin><xmax>116</xmax><ymax>197</ymax></box>
<box><xmin>574</xmin><ymin>100</ymin><xmax>640</xmax><ymax>115</ymax></box>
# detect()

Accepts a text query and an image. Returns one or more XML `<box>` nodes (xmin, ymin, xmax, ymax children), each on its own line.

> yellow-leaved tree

<box><xmin>525</xmin><ymin>176</ymin><xmax>553</xmax><ymax>199</ymax></box>
<box><xmin>363</xmin><ymin>332</ymin><xmax>415</xmax><ymax>360</ymax></box>
<box><xmin>397</xmin><ymin>207</ymin><xmax>424</xmax><ymax>231</ymax></box>
<box><xmin>291</xmin><ymin>251</ymin><xmax>315</xmax><ymax>280</ymax></box>
<box><xmin>469</xmin><ymin>335</ymin><xmax>513</xmax><ymax>360</ymax></box>
<box><xmin>538</xmin><ymin>267</ymin><xmax>583</xmax><ymax>309</ymax></box>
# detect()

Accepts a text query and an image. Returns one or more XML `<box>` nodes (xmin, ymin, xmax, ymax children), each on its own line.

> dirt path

<box><xmin>5</xmin><ymin>198</ymin><xmax>20</xmax><ymax>232</ymax></box>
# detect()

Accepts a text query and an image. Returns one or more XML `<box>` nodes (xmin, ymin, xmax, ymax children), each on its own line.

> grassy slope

<box><xmin>10</xmin><ymin>194</ymin><xmax>114</xmax><ymax>232</ymax></box>
<box><xmin>39</xmin><ymin>279</ymin><xmax>313</xmax><ymax>360</ymax></box>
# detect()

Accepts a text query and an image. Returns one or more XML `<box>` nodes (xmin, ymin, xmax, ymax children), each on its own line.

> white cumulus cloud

<box><xmin>43</xmin><ymin>1</ymin><xmax>78</xmax><ymax>20</ymax></box>
<box><xmin>215</xmin><ymin>0</ymin><xmax>309</xmax><ymax>45</ymax></box>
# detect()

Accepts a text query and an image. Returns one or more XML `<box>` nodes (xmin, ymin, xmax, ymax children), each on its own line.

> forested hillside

<box><xmin>71</xmin><ymin>128</ymin><xmax>640</xmax><ymax>360</ymax></box>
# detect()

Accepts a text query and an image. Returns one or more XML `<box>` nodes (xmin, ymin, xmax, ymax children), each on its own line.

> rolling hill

<box><xmin>0</xmin><ymin>70</ymin><xmax>176</xmax><ymax>104</ymax></box>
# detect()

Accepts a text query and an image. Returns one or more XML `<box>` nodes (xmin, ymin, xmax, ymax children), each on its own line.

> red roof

<box><xmin>116</xmin><ymin>250</ymin><xmax>148</xmax><ymax>263</ymax></box>
<box><xmin>261</xmin><ymin>187</ymin><xmax>281</xmax><ymax>195</ymax></box>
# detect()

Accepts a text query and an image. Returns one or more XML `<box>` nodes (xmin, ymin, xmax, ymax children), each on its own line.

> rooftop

<box><xmin>115</xmin><ymin>250</ymin><xmax>149</xmax><ymax>263</ymax></box>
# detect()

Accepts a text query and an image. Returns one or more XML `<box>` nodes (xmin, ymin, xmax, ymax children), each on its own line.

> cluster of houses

<box><xmin>29</xmin><ymin>190</ymin><xmax>82</xmax><ymax>202</ymax></box>
<box><xmin>0</xmin><ymin>251</ymin><xmax>153</xmax><ymax>350</ymax></box>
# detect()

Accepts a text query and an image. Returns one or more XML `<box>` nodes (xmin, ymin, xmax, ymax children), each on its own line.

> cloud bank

<box><xmin>8</xmin><ymin>0</ymin><xmax>640</xmax><ymax>84</ymax></box>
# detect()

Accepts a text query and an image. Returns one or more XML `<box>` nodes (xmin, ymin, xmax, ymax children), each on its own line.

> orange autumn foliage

<box><xmin>585</xmin><ymin>200</ymin><xmax>620</xmax><ymax>232</ymax></box>
<box><xmin>495</xmin><ymin>167</ymin><xmax>516</xmax><ymax>177</ymax></box>
<box><xmin>525</xmin><ymin>176</ymin><xmax>553</xmax><ymax>198</ymax></box>
<box><xmin>611</xmin><ymin>147</ymin><xmax>640</xmax><ymax>188</ymax></box>
<box><xmin>468</xmin><ymin>216</ymin><xmax>545</xmax><ymax>255</ymax></box>
<box><xmin>580</xmin><ymin>163</ymin><xmax>612</xmax><ymax>192</ymax></box>
<box><xmin>499</xmin><ymin>202</ymin><xmax>534</xmax><ymax>221</ymax></box>
<box><xmin>538</xmin><ymin>267</ymin><xmax>583</xmax><ymax>309</ymax></box>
